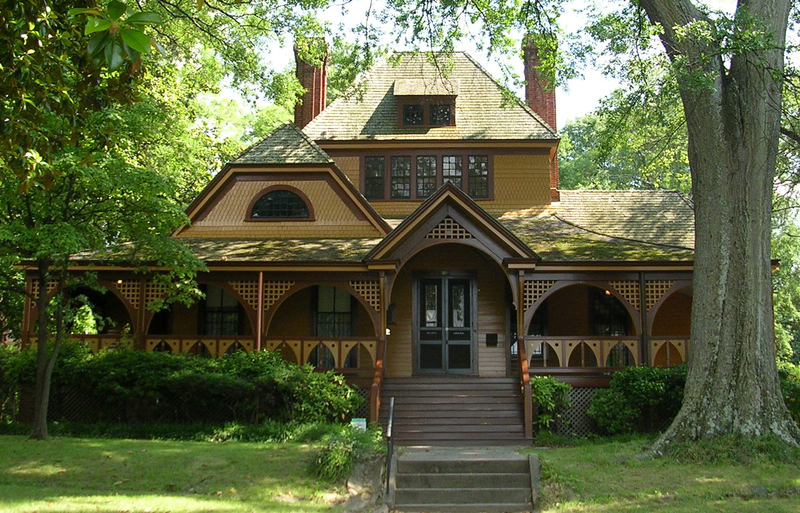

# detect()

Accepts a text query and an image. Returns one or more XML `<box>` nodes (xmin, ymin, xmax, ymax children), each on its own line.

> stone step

<box><xmin>393</xmin><ymin>503</ymin><xmax>532</xmax><ymax>513</ymax></box>
<box><xmin>397</xmin><ymin>472</ymin><xmax>531</xmax><ymax>489</ymax></box>
<box><xmin>395</xmin><ymin>487</ymin><xmax>532</xmax><ymax>505</ymax></box>
<box><xmin>398</xmin><ymin>458</ymin><xmax>529</xmax><ymax>475</ymax></box>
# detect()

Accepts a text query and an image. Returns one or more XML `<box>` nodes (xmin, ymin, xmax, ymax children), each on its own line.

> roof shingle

<box><xmin>234</xmin><ymin>122</ymin><xmax>333</xmax><ymax>165</ymax></box>
<box><xmin>303</xmin><ymin>52</ymin><xmax>558</xmax><ymax>141</ymax></box>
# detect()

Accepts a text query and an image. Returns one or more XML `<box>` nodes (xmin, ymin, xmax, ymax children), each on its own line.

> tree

<box><xmin>624</xmin><ymin>0</ymin><xmax>799</xmax><ymax>449</ymax></box>
<box><xmin>0</xmin><ymin>1</ymin><xmax>205</xmax><ymax>439</ymax></box>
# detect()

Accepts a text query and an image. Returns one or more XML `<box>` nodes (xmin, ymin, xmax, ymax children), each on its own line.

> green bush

<box><xmin>530</xmin><ymin>376</ymin><xmax>571</xmax><ymax>432</ymax></box>
<box><xmin>311</xmin><ymin>424</ymin><xmax>385</xmax><ymax>482</ymax></box>
<box><xmin>778</xmin><ymin>361</ymin><xmax>800</xmax><ymax>425</ymax></box>
<box><xmin>0</xmin><ymin>342</ymin><xmax>363</xmax><ymax>427</ymax></box>
<box><xmin>587</xmin><ymin>364</ymin><xmax>687</xmax><ymax>435</ymax></box>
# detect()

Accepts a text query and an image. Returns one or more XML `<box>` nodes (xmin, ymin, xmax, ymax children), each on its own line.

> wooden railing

<box><xmin>28</xmin><ymin>334</ymin><xmax>125</xmax><ymax>353</ymax></box>
<box><xmin>648</xmin><ymin>337</ymin><xmax>690</xmax><ymax>367</ymax></box>
<box><xmin>145</xmin><ymin>336</ymin><xmax>256</xmax><ymax>357</ymax></box>
<box><xmin>262</xmin><ymin>337</ymin><xmax>380</xmax><ymax>369</ymax></box>
<box><xmin>523</xmin><ymin>336</ymin><xmax>641</xmax><ymax>369</ymax></box>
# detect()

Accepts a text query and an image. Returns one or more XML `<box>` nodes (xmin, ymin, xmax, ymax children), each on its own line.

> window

<box><xmin>202</xmin><ymin>285</ymin><xmax>242</xmax><ymax>336</ymax></box>
<box><xmin>364</xmin><ymin>156</ymin><xmax>385</xmax><ymax>199</ymax></box>
<box><xmin>251</xmin><ymin>190</ymin><xmax>309</xmax><ymax>219</ymax></box>
<box><xmin>362</xmin><ymin>153</ymin><xmax>491</xmax><ymax>200</ymax></box>
<box><xmin>390</xmin><ymin>156</ymin><xmax>411</xmax><ymax>199</ymax></box>
<box><xmin>442</xmin><ymin>156</ymin><xmax>463</xmax><ymax>189</ymax></box>
<box><xmin>416</xmin><ymin>156</ymin><xmax>437</xmax><ymax>198</ymax></box>
<box><xmin>468</xmin><ymin>155</ymin><xmax>489</xmax><ymax>198</ymax></box>
<box><xmin>316</xmin><ymin>285</ymin><xmax>353</xmax><ymax>337</ymax></box>
<box><xmin>430</xmin><ymin>104</ymin><xmax>452</xmax><ymax>126</ymax></box>
<box><xmin>402</xmin><ymin>104</ymin><xmax>424</xmax><ymax>125</ymax></box>
<box><xmin>398</xmin><ymin>98</ymin><xmax>455</xmax><ymax>127</ymax></box>
<box><xmin>590</xmin><ymin>289</ymin><xmax>629</xmax><ymax>336</ymax></box>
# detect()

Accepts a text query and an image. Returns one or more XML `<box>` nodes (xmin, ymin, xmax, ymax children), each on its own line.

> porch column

<box><xmin>639</xmin><ymin>272</ymin><xmax>650</xmax><ymax>366</ymax></box>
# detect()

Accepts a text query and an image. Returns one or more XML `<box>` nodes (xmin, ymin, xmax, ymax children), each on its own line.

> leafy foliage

<box><xmin>587</xmin><ymin>365</ymin><xmax>687</xmax><ymax>435</ymax></box>
<box><xmin>530</xmin><ymin>375</ymin><xmax>571</xmax><ymax>432</ymax></box>
<box><xmin>311</xmin><ymin>424</ymin><xmax>385</xmax><ymax>483</ymax></box>
<box><xmin>1</xmin><ymin>344</ymin><xmax>363</xmax><ymax>424</ymax></box>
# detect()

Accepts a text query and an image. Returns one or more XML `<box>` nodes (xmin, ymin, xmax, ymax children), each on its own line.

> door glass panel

<box><xmin>424</xmin><ymin>282</ymin><xmax>440</xmax><ymax>327</ymax></box>
<box><xmin>449</xmin><ymin>281</ymin><xmax>469</xmax><ymax>328</ymax></box>
<box><xmin>448</xmin><ymin>344</ymin><xmax>471</xmax><ymax>369</ymax></box>
<box><xmin>420</xmin><ymin>344</ymin><xmax>443</xmax><ymax>369</ymax></box>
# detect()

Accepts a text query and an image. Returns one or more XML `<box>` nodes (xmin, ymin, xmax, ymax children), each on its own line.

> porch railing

<box><xmin>523</xmin><ymin>336</ymin><xmax>689</xmax><ymax>369</ymax></box>
<box><xmin>262</xmin><ymin>337</ymin><xmax>380</xmax><ymax>369</ymax></box>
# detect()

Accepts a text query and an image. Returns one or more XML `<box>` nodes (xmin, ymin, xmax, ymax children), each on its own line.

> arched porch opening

<box><xmin>57</xmin><ymin>287</ymin><xmax>134</xmax><ymax>352</ymax></box>
<box><xmin>650</xmin><ymin>284</ymin><xmax>692</xmax><ymax>367</ymax></box>
<box><xmin>144</xmin><ymin>283</ymin><xmax>255</xmax><ymax>356</ymax></box>
<box><xmin>524</xmin><ymin>283</ymin><xmax>640</xmax><ymax>369</ymax></box>
<box><xmin>386</xmin><ymin>242</ymin><xmax>514</xmax><ymax>378</ymax></box>
<box><xmin>266</xmin><ymin>284</ymin><xmax>377</xmax><ymax>370</ymax></box>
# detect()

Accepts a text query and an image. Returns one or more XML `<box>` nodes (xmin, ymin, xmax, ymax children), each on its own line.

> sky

<box><xmin>255</xmin><ymin>0</ymin><xmax>622</xmax><ymax>130</ymax></box>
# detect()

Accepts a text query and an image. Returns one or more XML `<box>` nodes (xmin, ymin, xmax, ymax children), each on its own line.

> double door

<box><xmin>417</xmin><ymin>276</ymin><xmax>474</xmax><ymax>374</ymax></box>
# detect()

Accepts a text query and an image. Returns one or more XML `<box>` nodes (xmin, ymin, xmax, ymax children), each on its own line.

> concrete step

<box><xmin>393</xmin><ymin>503</ymin><xmax>532</xmax><ymax>513</ymax></box>
<box><xmin>397</xmin><ymin>457</ymin><xmax>529</xmax><ymax>475</ymax></box>
<box><xmin>397</xmin><ymin>472</ymin><xmax>531</xmax><ymax>489</ymax></box>
<box><xmin>395</xmin><ymin>487</ymin><xmax>532</xmax><ymax>505</ymax></box>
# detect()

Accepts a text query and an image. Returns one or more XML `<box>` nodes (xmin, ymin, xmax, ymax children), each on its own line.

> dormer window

<box><xmin>395</xmin><ymin>79</ymin><xmax>458</xmax><ymax>128</ymax></box>
<box><xmin>248</xmin><ymin>187</ymin><xmax>313</xmax><ymax>220</ymax></box>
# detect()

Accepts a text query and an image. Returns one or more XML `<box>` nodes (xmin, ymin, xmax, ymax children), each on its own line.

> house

<box><xmin>20</xmin><ymin>43</ymin><xmax>695</xmax><ymax>443</ymax></box>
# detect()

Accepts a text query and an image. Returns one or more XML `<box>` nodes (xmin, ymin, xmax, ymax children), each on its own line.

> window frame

<box><xmin>397</xmin><ymin>97</ymin><xmax>456</xmax><ymax>128</ymax></box>
<box><xmin>360</xmin><ymin>151</ymin><xmax>493</xmax><ymax>201</ymax></box>
<box><xmin>245</xmin><ymin>185</ymin><xmax>315</xmax><ymax>222</ymax></box>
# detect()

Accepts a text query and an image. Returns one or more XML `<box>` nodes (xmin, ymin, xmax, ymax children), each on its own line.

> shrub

<box><xmin>778</xmin><ymin>361</ymin><xmax>800</xmax><ymax>425</ymax></box>
<box><xmin>0</xmin><ymin>343</ymin><xmax>363</xmax><ymax>427</ymax></box>
<box><xmin>530</xmin><ymin>376</ymin><xmax>571</xmax><ymax>432</ymax></box>
<box><xmin>311</xmin><ymin>424</ymin><xmax>385</xmax><ymax>482</ymax></box>
<box><xmin>588</xmin><ymin>364</ymin><xmax>686</xmax><ymax>435</ymax></box>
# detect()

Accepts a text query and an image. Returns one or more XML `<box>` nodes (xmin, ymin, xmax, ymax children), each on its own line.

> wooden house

<box><xmin>20</xmin><ymin>46</ymin><xmax>695</xmax><ymax>443</ymax></box>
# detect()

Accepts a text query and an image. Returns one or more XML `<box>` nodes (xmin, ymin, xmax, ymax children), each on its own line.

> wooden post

<box><xmin>518</xmin><ymin>271</ymin><xmax>533</xmax><ymax>439</ymax></box>
<box><xmin>256</xmin><ymin>272</ymin><xmax>264</xmax><ymax>352</ymax></box>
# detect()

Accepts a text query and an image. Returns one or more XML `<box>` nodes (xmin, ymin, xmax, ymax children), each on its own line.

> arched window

<box><xmin>250</xmin><ymin>189</ymin><xmax>310</xmax><ymax>219</ymax></box>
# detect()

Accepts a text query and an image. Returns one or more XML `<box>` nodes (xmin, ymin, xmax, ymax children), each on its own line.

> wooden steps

<box><xmin>380</xmin><ymin>377</ymin><xmax>529</xmax><ymax>446</ymax></box>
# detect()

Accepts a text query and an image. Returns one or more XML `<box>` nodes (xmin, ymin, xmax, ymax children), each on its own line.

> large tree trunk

<box><xmin>637</xmin><ymin>0</ymin><xmax>800</xmax><ymax>450</ymax></box>
<box><xmin>31</xmin><ymin>261</ymin><xmax>63</xmax><ymax>440</ymax></box>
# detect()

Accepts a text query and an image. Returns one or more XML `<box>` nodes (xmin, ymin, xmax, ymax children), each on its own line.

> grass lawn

<box><xmin>0</xmin><ymin>435</ymin><xmax>347</xmax><ymax>513</ymax></box>
<box><xmin>534</xmin><ymin>437</ymin><xmax>800</xmax><ymax>513</ymax></box>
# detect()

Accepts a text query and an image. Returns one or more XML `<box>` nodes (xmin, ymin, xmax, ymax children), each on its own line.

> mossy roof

<box><xmin>302</xmin><ymin>52</ymin><xmax>557</xmax><ymax>141</ymax></box>
<box><xmin>180</xmin><ymin>237</ymin><xmax>382</xmax><ymax>263</ymax></box>
<box><xmin>233</xmin><ymin>122</ymin><xmax>332</xmax><ymax>165</ymax></box>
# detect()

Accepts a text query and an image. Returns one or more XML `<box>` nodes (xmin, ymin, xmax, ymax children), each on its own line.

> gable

<box><xmin>367</xmin><ymin>182</ymin><xmax>538</xmax><ymax>265</ymax></box>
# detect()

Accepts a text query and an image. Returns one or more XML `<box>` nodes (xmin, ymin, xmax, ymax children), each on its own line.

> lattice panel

<box><xmin>115</xmin><ymin>280</ymin><xmax>141</xmax><ymax>310</ymax></box>
<box><xmin>553</xmin><ymin>387</ymin><xmax>603</xmax><ymax>438</ymax></box>
<box><xmin>425</xmin><ymin>216</ymin><xmax>473</xmax><ymax>239</ymax></box>
<box><xmin>145</xmin><ymin>282</ymin><xmax>166</xmax><ymax>305</ymax></box>
<box><xmin>30</xmin><ymin>279</ymin><xmax>58</xmax><ymax>298</ymax></box>
<box><xmin>350</xmin><ymin>280</ymin><xmax>381</xmax><ymax>311</ymax></box>
<box><xmin>264</xmin><ymin>280</ymin><xmax>295</xmax><ymax>310</ymax></box>
<box><xmin>646</xmin><ymin>280</ymin><xmax>676</xmax><ymax>310</ymax></box>
<box><xmin>230</xmin><ymin>280</ymin><xmax>259</xmax><ymax>310</ymax></box>
<box><xmin>609</xmin><ymin>280</ymin><xmax>641</xmax><ymax>311</ymax></box>
<box><xmin>524</xmin><ymin>280</ymin><xmax>555</xmax><ymax>310</ymax></box>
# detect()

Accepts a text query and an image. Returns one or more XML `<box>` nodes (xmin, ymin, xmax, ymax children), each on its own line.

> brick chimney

<box><xmin>523</xmin><ymin>35</ymin><xmax>559</xmax><ymax>201</ymax></box>
<box><xmin>294</xmin><ymin>39</ymin><xmax>328</xmax><ymax>128</ymax></box>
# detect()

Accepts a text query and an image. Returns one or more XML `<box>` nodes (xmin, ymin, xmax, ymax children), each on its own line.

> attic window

<box><xmin>398</xmin><ymin>99</ymin><xmax>455</xmax><ymax>127</ymax></box>
<box><xmin>249</xmin><ymin>188</ymin><xmax>312</xmax><ymax>220</ymax></box>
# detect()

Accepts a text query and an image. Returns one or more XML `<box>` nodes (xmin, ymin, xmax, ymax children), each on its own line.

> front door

<box><xmin>417</xmin><ymin>276</ymin><xmax>474</xmax><ymax>374</ymax></box>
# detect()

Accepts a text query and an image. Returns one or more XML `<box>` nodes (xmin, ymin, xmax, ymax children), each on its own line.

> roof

<box><xmin>180</xmin><ymin>238</ymin><xmax>382</xmax><ymax>262</ymax></box>
<box><xmin>498</xmin><ymin>190</ymin><xmax>695</xmax><ymax>262</ymax></box>
<box><xmin>303</xmin><ymin>52</ymin><xmax>558</xmax><ymax>142</ymax></box>
<box><xmin>234</xmin><ymin>122</ymin><xmax>332</xmax><ymax>165</ymax></box>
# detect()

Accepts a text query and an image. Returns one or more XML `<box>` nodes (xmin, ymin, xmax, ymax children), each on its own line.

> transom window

<box><xmin>250</xmin><ymin>189</ymin><xmax>309</xmax><ymax>219</ymax></box>
<box><xmin>363</xmin><ymin>152</ymin><xmax>491</xmax><ymax>200</ymax></box>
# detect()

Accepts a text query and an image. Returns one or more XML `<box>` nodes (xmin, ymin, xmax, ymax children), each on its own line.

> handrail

<box><xmin>384</xmin><ymin>396</ymin><xmax>395</xmax><ymax>496</ymax></box>
<box><xmin>518</xmin><ymin>335</ymin><xmax>533</xmax><ymax>439</ymax></box>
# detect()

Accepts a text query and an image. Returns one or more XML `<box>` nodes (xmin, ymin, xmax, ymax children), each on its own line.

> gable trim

<box><xmin>366</xmin><ymin>182</ymin><xmax>539</xmax><ymax>262</ymax></box>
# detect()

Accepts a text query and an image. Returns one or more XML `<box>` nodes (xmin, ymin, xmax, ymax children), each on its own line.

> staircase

<box><xmin>390</xmin><ymin>446</ymin><xmax>537</xmax><ymax>512</ymax></box>
<box><xmin>379</xmin><ymin>377</ymin><xmax>528</xmax><ymax>446</ymax></box>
